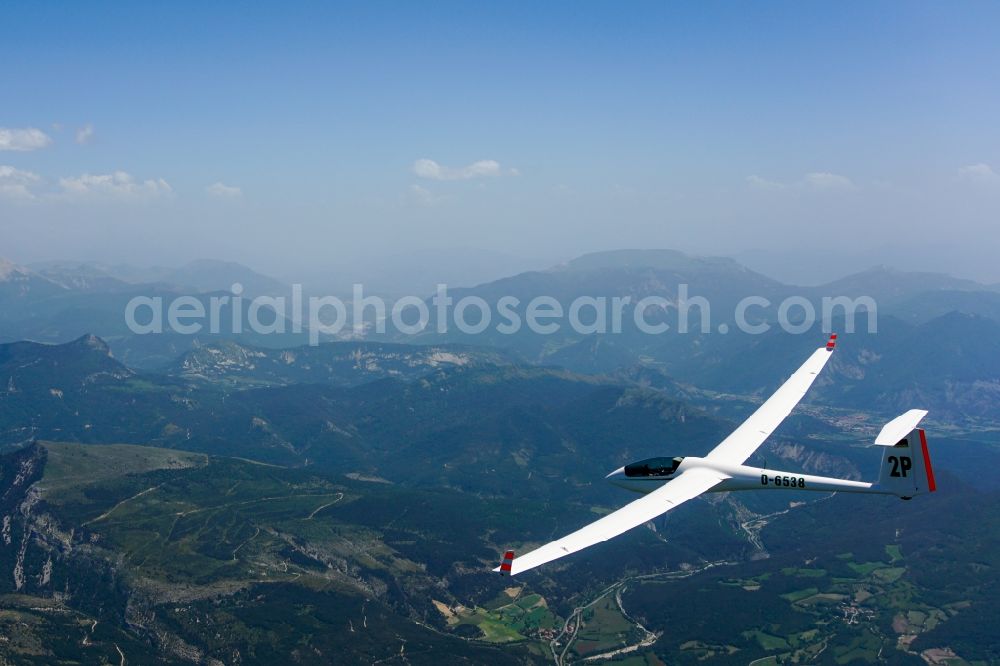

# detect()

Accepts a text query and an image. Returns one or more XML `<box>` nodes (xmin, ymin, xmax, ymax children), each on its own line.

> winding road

<box><xmin>550</xmin><ymin>559</ymin><xmax>735</xmax><ymax>665</ymax></box>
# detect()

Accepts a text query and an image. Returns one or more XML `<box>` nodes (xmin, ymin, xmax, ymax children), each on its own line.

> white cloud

<box><xmin>0</xmin><ymin>127</ymin><xmax>53</xmax><ymax>152</ymax></box>
<box><xmin>412</xmin><ymin>158</ymin><xmax>510</xmax><ymax>181</ymax></box>
<box><xmin>206</xmin><ymin>181</ymin><xmax>242</xmax><ymax>198</ymax></box>
<box><xmin>0</xmin><ymin>165</ymin><xmax>41</xmax><ymax>200</ymax></box>
<box><xmin>59</xmin><ymin>171</ymin><xmax>172</xmax><ymax>200</ymax></box>
<box><xmin>75</xmin><ymin>124</ymin><xmax>95</xmax><ymax>145</ymax></box>
<box><xmin>748</xmin><ymin>171</ymin><xmax>855</xmax><ymax>191</ymax></box>
<box><xmin>803</xmin><ymin>172</ymin><xmax>855</xmax><ymax>190</ymax></box>
<box><xmin>958</xmin><ymin>163</ymin><xmax>1000</xmax><ymax>184</ymax></box>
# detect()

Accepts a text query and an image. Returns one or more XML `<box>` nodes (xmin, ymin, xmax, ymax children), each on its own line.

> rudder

<box><xmin>874</xmin><ymin>410</ymin><xmax>936</xmax><ymax>499</ymax></box>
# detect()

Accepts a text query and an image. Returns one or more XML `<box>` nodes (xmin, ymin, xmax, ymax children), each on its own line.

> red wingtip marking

<box><xmin>826</xmin><ymin>334</ymin><xmax>837</xmax><ymax>350</ymax></box>
<box><xmin>919</xmin><ymin>429</ymin><xmax>936</xmax><ymax>492</ymax></box>
<box><xmin>503</xmin><ymin>550</ymin><xmax>514</xmax><ymax>561</ymax></box>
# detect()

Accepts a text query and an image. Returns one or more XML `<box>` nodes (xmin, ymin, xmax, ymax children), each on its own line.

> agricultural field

<box><xmin>434</xmin><ymin>587</ymin><xmax>560</xmax><ymax>653</ymax></box>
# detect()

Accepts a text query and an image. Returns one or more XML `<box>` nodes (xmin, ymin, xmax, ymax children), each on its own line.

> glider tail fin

<box><xmin>497</xmin><ymin>550</ymin><xmax>514</xmax><ymax>576</ymax></box>
<box><xmin>873</xmin><ymin>410</ymin><xmax>936</xmax><ymax>499</ymax></box>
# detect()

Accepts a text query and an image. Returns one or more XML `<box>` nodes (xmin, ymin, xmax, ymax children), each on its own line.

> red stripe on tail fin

<box><xmin>919</xmin><ymin>429</ymin><xmax>936</xmax><ymax>492</ymax></box>
<box><xmin>499</xmin><ymin>550</ymin><xmax>514</xmax><ymax>574</ymax></box>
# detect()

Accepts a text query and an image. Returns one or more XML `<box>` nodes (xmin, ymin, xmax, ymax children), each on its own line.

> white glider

<box><xmin>495</xmin><ymin>335</ymin><xmax>936</xmax><ymax>576</ymax></box>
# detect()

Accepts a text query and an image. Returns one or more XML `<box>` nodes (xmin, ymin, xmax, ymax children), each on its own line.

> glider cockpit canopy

<box><xmin>623</xmin><ymin>456</ymin><xmax>684</xmax><ymax>478</ymax></box>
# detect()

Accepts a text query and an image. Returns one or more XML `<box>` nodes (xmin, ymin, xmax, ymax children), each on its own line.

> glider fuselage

<box><xmin>607</xmin><ymin>456</ymin><xmax>886</xmax><ymax>495</ymax></box>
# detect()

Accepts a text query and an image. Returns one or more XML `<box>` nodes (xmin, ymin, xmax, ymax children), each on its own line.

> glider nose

<box><xmin>606</xmin><ymin>466</ymin><xmax>627</xmax><ymax>488</ymax></box>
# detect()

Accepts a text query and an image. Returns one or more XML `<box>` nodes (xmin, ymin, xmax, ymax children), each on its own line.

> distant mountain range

<box><xmin>4</xmin><ymin>249</ymin><xmax>1000</xmax><ymax>420</ymax></box>
<box><xmin>0</xmin><ymin>258</ymin><xmax>310</xmax><ymax>365</ymax></box>
<box><xmin>0</xmin><ymin>257</ymin><xmax>67</xmax><ymax>304</ymax></box>
<box><xmin>388</xmin><ymin>250</ymin><xmax>1000</xmax><ymax>420</ymax></box>
<box><xmin>817</xmin><ymin>265</ymin><xmax>996</xmax><ymax>307</ymax></box>
<box><xmin>28</xmin><ymin>258</ymin><xmax>291</xmax><ymax>297</ymax></box>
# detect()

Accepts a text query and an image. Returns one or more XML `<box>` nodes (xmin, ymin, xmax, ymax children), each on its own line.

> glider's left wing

<box><xmin>495</xmin><ymin>467</ymin><xmax>726</xmax><ymax>576</ymax></box>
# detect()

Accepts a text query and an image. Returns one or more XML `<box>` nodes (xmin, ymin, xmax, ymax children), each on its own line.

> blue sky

<box><xmin>2</xmin><ymin>1</ymin><xmax>999</xmax><ymax>282</ymax></box>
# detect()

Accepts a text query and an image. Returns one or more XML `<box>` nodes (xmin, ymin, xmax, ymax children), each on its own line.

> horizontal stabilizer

<box><xmin>874</xmin><ymin>409</ymin><xmax>928</xmax><ymax>446</ymax></box>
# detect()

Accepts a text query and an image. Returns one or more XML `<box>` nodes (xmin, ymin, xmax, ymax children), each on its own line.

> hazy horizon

<box><xmin>6</xmin><ymin>243</ymin><xmax>997</xmax><ymax>295</ymax></box>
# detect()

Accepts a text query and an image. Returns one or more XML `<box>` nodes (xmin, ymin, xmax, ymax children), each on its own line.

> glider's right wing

<box><xmin>704</xmin><ymin>334</ymin><xmax>838</xmax><ymax>466</ymax></box>
<box><xmin>495</xmin><ymin>467</ymin><xmax>726</xmax><ymax>576</ymax></box>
